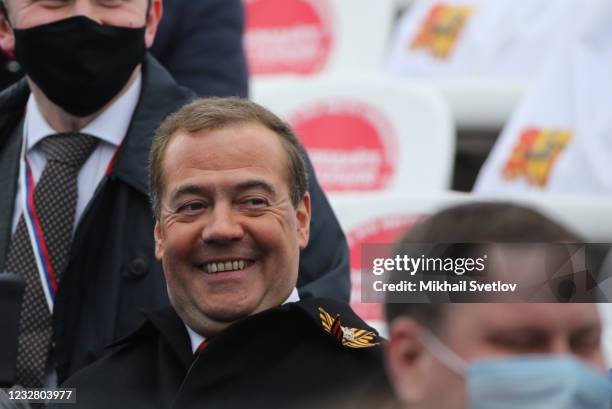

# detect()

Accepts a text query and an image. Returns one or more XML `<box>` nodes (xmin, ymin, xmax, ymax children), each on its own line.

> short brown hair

<box><xmin>149</xmin><ymin>97</ymin><xmax>309</xmax><ymax>219</ymax></box>
<box><xmin>385</xmin><ymin>202</ymin><xmax>581</xmax><ymax>331</ymax></box>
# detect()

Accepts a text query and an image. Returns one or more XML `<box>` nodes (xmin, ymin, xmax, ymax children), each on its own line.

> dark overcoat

<box><xmin>54</xmin><ymin>298</ymin><xmax>395</xmax><ymax>409</ymax></box>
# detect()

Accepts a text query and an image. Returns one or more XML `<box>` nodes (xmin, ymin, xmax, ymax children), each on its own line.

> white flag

<box><xmin>386</xmin><ymin>0</ymin><xmax>586</xmax><ymax>79</ymax></box>
<box><xmin>475</xmin><ymin>0</ymin><xmax>612</xmax><ymax>194</ymax></box>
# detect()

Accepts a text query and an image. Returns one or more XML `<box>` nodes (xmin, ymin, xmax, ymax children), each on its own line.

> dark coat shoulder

<box><xmin>55</xmin><ymin>300</ymin><xmax>395</xmax><ymax>409</ymax></box>
<box><xmin>151</xmin><ymin>0</ymin><xmax>248</xmax><ymax>98</ymax></box>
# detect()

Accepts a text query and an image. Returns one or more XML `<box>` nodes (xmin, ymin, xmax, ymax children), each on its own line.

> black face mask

<box><xmin>13</xmin><ymin>15</ymin><xmax>146</xmax><ymax>117</ymax></box>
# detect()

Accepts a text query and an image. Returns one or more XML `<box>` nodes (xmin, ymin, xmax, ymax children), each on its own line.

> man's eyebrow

<box><xmin>486</xmin><ymin>325</ymin><xmax>549</xmax><ymax>340</ymax></box>
<box><xmin>168</xmin><ymin>180</ymin><xmax>277</xmax><ymax>201</ymax></box>
<box><xmin>233</xmin><ymin>180</ymin><xmax>277</xmax><ymax>197</ymax></box>
<box><xmin>571</xmin><ymin>322</ymin><xmax>603</xmax><ymax>336</ymax></box>
<box><xmin>169</xmin><ymin>184</ymin><xmax>210</xmax><ymax>201</ymax></box>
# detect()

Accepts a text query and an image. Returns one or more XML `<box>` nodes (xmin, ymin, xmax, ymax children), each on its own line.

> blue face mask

<box><xmin>422</xmin><ymin>331</ymin><xmax>612</xmax><ymax>409</ymax></box>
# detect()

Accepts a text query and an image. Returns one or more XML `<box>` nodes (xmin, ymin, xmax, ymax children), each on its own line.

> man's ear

<box><xmin>154</xmin><ymin>221</ymin><xmax>164</xmax><ymax>261</ymax></box>
<box><xmin>385</xmin><ymin>317</ymin><xmax>430</xmax><ymax>405</ymax></box>
<box><xmin>144</xmin><ymin>0</ymin><xmax>163</xmax><ymax>49</ymax></box>
<box><xmin>296</xmin><ymin>192</ymin><xmax>311</xmax><ymax>250</ymax></box>
<box><xmin>0</xmin><ymin>12</ymin><xmax>15</xmax><ymax>57</ymax></box>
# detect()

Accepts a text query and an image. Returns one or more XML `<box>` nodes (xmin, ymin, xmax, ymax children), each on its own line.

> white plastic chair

<box><xmin>252</xmin><ymin>75</ymin><xmax>455</xmax><ymax>194</ymax></box>
<box><xmin>243</xmin><ymin>0</ymin><xmax>395</xmax><ymax>77</ymax></box>
<box><xmin>419</xmin><ymin>77</ymin><xmax>525</xmax><ymax>130</ymax></box>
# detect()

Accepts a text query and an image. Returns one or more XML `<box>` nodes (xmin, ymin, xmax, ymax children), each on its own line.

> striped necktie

<box><xmin>5</xmin><ymin>133</ymin><xmax>98</xmax><ymax>387</ymax></box>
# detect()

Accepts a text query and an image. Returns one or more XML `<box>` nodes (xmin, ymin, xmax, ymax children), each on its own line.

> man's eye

<box><xmin>39</xmin><ymin>0</ymin><xmax>68</xmax><ymax>8</ymax></box>
<box><xmin>571</xmin><ymin>332</ymin><xmax>601</xmax><ymax>355</ymax></box>
<box><xmin>177</xmin><ymin>202</ymin><xmax>206</xmax><ymax>213</ymax></box>
<box><xmin>99</xmin><ymin>0</ymin><xmax>124</xmax><ymax>7</ymax></box>
<box><xmin>243</xmin><ymin>198</ymin><xmax>268</xmax><ymax>207</ymax></box>
<box><xmin>489</xmin><ymin>333</ymin><xmax>545</xmax><ymax>352</ymax></box>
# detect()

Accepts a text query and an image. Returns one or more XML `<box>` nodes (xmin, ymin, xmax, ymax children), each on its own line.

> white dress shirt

<box><xmin>11</xmin><ymin>74</ymin><xmax>142</xmax><ymax>234</ymax></box>
<box><xmin>186</xmin><ymin>287</ymin><xmax>301</xmax><ymax>354</ymax></box>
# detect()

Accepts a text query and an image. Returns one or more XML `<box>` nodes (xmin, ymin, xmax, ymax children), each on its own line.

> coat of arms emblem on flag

<box><xmin>410</xmin><ymin>3</ymin><xmax>475</xmax><ymax>59</ymax></box>
<box><xmin>502</xmin><ymin>127</ymin><xmax>572</xmax><ymax>187</ymax></box>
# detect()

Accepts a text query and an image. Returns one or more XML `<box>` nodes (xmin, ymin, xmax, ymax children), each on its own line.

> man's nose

<box><xmin>201</xmin><ymin>204</ymin><xmax>244</xmax><ymax>244</ymax></box>
<box><xmin>72</xmin><ymin>1</ymin><xmax>97</xmax><ymax>22</ymax></box>
<box><xmin>549</xmin><ymin>338</ymin><xmax>572</xmax><ymax>355</ymax></box>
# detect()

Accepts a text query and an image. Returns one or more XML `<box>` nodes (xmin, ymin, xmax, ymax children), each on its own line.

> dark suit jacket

<box><xmin>0</xmin><ymin>53</ymin><xmax>21</xmax><ymax>92</ymax></box>
<box><xmin>53</xmin><ymin>298</ymin><xmax>394</xmax><ymax>409</ymax></box>
<box><xmin>0</xmin><ymin>55</ymin><xmax>349</xmax><ymax>383</ymax></box>
<box><xmin>151</xmin><ymin>0</ymin><xmax>249</xmax><ymax>97</ymax></box>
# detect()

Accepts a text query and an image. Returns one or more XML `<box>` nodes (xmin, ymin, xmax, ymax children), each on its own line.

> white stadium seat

<box><xmin>252</xmin><ymin>75</ymin><xmax>455</xmax><ymax>194</ymax></box>
<box><xmin>418</xmin><ymin>77</ymin><xmax>525</xmax><ymax>130</ymax></box>
<box><xmin>243</xmin><ymin>0</ymin><xmax>395</xmax><ymax>77</ymax></box>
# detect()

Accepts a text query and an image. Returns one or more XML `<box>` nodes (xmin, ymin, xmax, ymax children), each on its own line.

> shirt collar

<box><xmin>185</xmin><ymin>287</ymin><xmax>301</xmax><ymax>354</ymax></box>
<box><xmin>24</xmin><ymin>73</ymin><xmax>142</xmax><ymax>151</ymax></box>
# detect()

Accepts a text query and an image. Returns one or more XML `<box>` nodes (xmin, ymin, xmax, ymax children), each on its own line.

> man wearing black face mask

<box><xmin>0</xmin><ymin>0</ymin><xmax>250</xmax><ymax>98</ymax></box>
<box><xmin>0</xmin><ymin>0</ymin><xmax>351</xmax><ymax>390</ymax></box>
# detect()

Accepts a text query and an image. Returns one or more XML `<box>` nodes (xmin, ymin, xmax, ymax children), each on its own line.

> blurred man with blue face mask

<box><xmin>385</xmin><ymin>203</ymin><xmax>612</xmax><ymax>409</ymax></box>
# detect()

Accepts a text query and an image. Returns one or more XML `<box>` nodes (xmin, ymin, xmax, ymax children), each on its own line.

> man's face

<box><xmin>387</xmin><ymin>303</ymin><xmax>605</xmax><ymax>409</ymax></box>
<box><xmin>0</xmin><ymin>0</ymin><xmax>161</xmax><ymax>54</ymax></box>
<box><xmin>154</xmin><ymin>122</ymin><xmax>311</xmax><ymax>337</ymax></box>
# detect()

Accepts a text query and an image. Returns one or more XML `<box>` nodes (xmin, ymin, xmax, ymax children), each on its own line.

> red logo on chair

<box><xmin>244</xmin><ymin>0</ymin><xmax>334</xmax><ymax>75</ymax></box>
<box><xmin>502</xmin><ymin>127</ymin><xmax>572</xmax><ymax>187</ymax></box>
<box><xmin>410</xmin><ymin>3</ymin><xmax>475</xmax><ymax>59</ymax></box>
<box><xmin>290</xmin><ymin>100</ymin><xmax>398</xmax><ymax>192</ymax></box>
<box><xmin>347</xmin><ymin>214</ymin><xmax>426</xmax><ymax>322</ymax></box>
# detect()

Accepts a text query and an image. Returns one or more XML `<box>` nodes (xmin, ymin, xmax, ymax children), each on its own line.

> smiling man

<box><xmin>152</xmin><ymin>115</ymin><xmax>310</xmax><ymax>339</ymax></box>
<box><xmin>50</xmin><ymin>98</ymin><xmax>393</xmax><ymax>409</ymax></box>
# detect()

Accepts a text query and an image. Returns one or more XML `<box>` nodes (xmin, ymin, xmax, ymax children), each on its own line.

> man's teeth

<box><xmin>205</xmin><ymin>260</ymin><xmax>247</xmax><ymax>274</ymax></box>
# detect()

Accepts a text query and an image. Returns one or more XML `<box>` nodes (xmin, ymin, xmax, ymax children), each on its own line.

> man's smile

<box><xmin>200</xmin><ymin>259</ymin><xmax>254</xmax><ymax>274</ymax></box>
